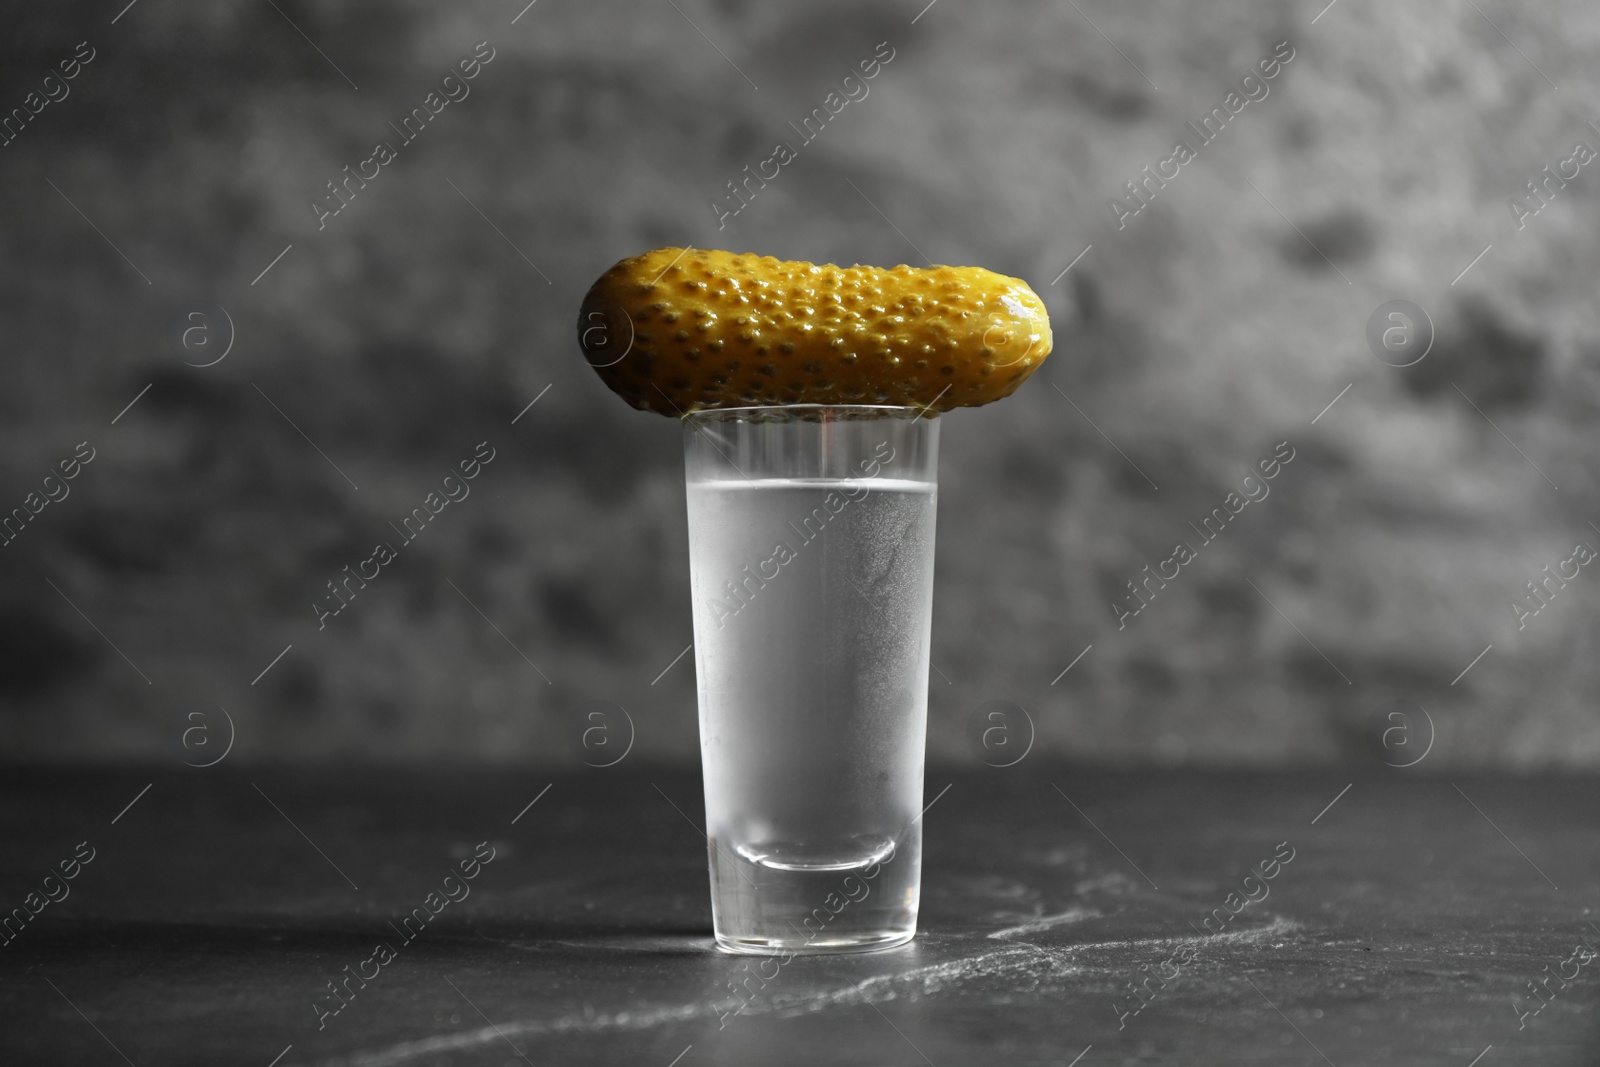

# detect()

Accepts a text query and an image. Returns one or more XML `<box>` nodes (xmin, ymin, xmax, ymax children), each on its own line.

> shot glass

<box><xmin>682</xmin><ymin>404</ymin><xmax>939</xmax><ymax>954</ymax></box>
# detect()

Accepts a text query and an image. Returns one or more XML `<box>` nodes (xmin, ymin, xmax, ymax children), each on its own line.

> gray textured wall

<box><xmin>2</xmin><ymin>0</ymin><xmax>1597</xmax><ymax>769</ymax></box>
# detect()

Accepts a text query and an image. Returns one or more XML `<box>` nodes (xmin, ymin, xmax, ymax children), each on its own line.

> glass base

<box><xmin>714</xmin><ymin>927</ymin><xmax>916</xmax><ymax>956</ymax></box>
<box><xmin>707</xmin><ymin>833</ymin><xmax>921</xmax><ymax>954</ymax></box>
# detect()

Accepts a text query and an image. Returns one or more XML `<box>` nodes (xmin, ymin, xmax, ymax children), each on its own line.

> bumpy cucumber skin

<box><xmin>578</xmin><ymin>248</ymin><xmax>1053</xmax><ymax>414</ymax></box>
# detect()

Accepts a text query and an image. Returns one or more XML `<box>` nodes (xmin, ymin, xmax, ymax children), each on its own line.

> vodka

<box><xmin>687</xmin><ymin>475</ymin><xmax>936</xmax><ymax>952</ymax></box>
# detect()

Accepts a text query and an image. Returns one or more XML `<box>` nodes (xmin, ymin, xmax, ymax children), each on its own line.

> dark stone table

<box><xmin>2</xmin><ymin>766</ymin><xmax>1597</xmax><ymax>1066</ymax></box>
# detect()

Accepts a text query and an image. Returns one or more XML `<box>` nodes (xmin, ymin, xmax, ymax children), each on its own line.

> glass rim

<box><xmin>680</xmin><ymin>403</ymin><xmax>932</xmax><ymax>424</ymax></box>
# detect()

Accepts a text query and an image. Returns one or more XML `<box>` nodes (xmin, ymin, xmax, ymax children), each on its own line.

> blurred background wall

<box><xmin>1</xmin><ymin>0</ymin><xmax>1598</xmax><ymax>769</ymax></box>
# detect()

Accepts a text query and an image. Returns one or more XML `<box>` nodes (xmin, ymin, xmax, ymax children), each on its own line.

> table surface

<box><xmin>2</xmin><ymin>766</ymin><xmax>1597</xmax><ymax>1066</ymax></box>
